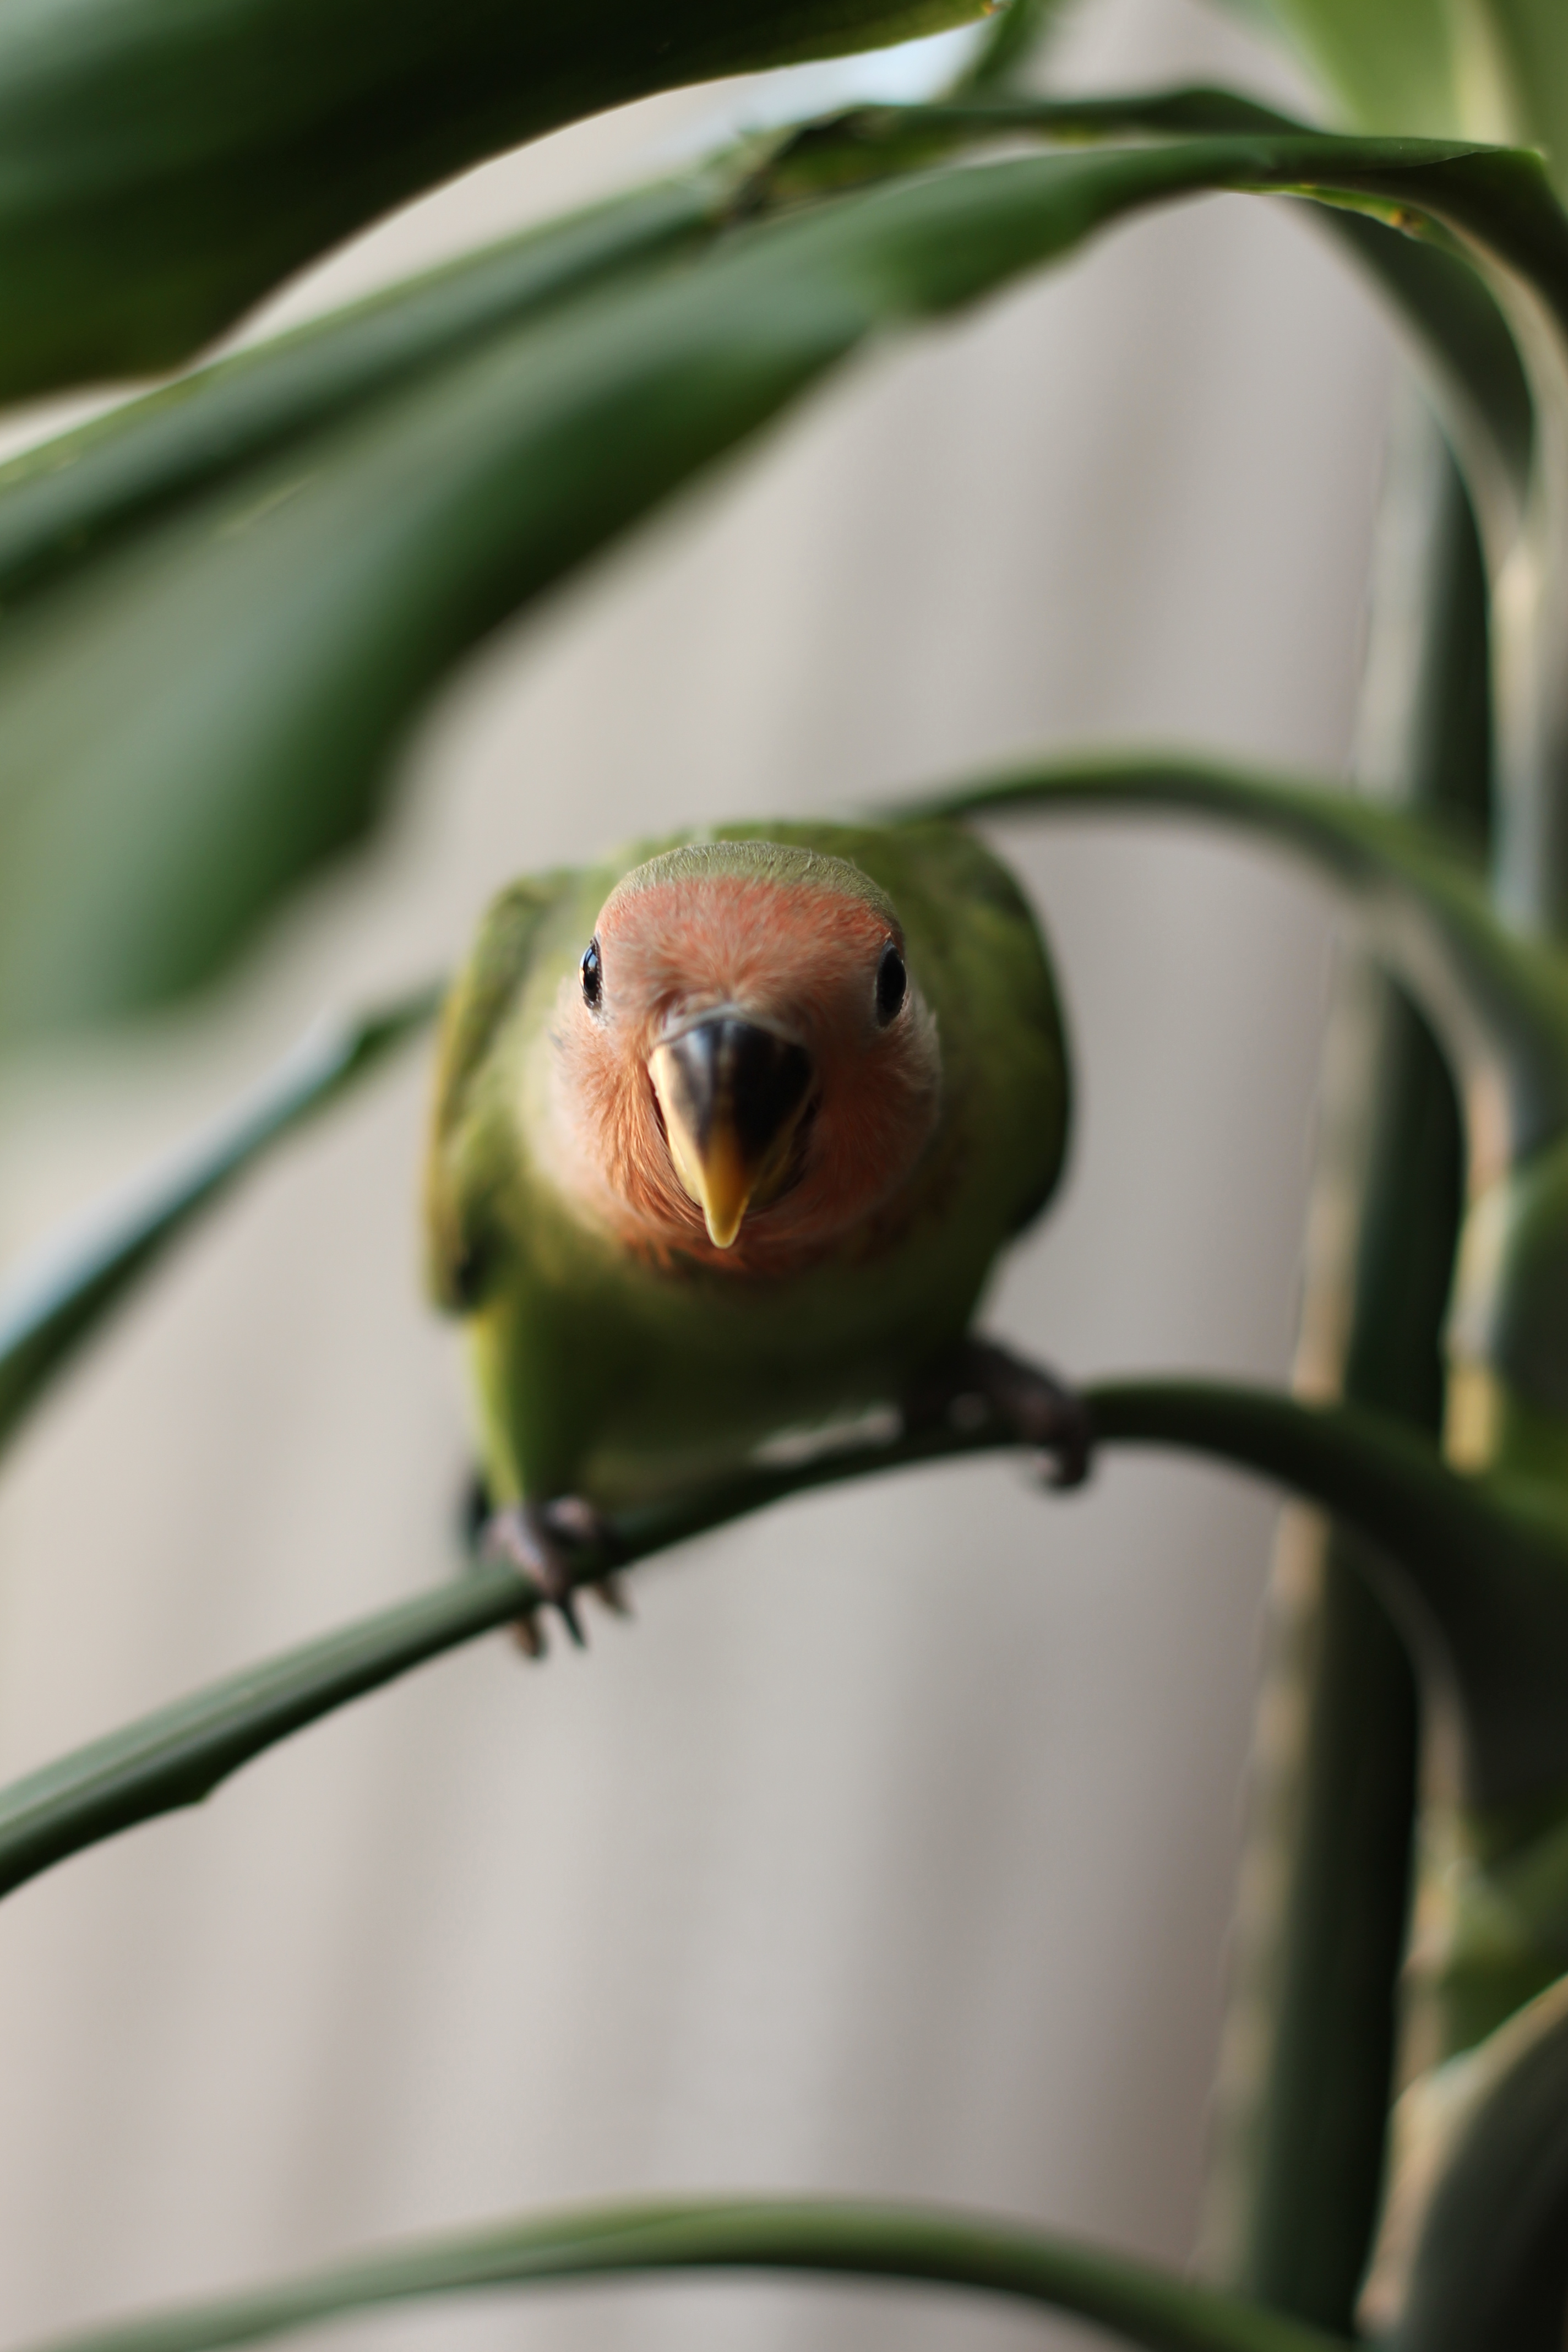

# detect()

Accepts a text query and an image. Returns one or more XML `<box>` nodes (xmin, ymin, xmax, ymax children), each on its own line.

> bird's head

<box><xmin>550</xmin><ymin>840</ymin><xmax>941</xmax><ymax>1267</ymax></box>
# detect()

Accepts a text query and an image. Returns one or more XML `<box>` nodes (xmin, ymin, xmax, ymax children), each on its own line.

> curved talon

<box><xmin>905</xmin><ymin>1337</ymin><xmax>1094</xmax><ymax>1491</ymax></box>
<box><xmin>478</xmin><ymin>1494</ymin><xmax>625</xmax><ymax>1656</ymax></box>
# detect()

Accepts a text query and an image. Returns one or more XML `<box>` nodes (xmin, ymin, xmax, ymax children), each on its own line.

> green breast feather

<box><xmin>426</xmin><ymin>818</ymin><xmax>1070</xmax><ymax>1509</ymax></box>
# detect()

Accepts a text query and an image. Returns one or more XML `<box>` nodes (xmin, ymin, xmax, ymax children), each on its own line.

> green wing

<box><xmin>424</xmin><ymin>872</ymin><xmax>574</xmax><ymax>1313</ymax></box>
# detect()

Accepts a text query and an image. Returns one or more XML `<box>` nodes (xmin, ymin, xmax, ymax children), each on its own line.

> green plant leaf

<box><xmin>819</xmin><ymin>94</ymin><xmax>1533</xmax><ymax>517</ymax></box>
<box><xmin>948</xmin><ymin>0</ymin><xmax>1075</xmax><ymax>95</ymax></box>
<box><xmin>0</xmin><ymin>179</ymin><xmax>722</xmax><ymax>620</ymax></box>
<box><xmin>911</xmin><ymin>758</ymin><xmax>1568</xmax><ymax>1182</ymax></box>
<box><xmin>1485</xmin><ymin>0</ymin><xmax>1568</xmax><ymax>202</ymax></box>
<box><xmin>0</xmin><ymin>129</ymin><xmax>1560</xmax><ymax>1039</ymax></box>
<box><xmin>1249</xmin><ymin>0</ymin><xmax>1568</xmax><ymax>203</ymax></box>
<box><xmin>0</xmin><ymin>984</ymin><xmax>438</xmax><ymax>1455</ymax></box>
<box><xmin>13</xmin><ymin>2197</ymin><xmax>1351</xmax><ymax>2352</ymax></box>
<box><xmin>1390</xmin><ymin>1976</ymin><xmax>1568</xmax><ymax>2350</ymax></box>
<box><xmin>1246</xmin><ymin>0</ymin><xmax>1462</xmax><ymax>141</ymax></box>
<box><xmin>2</xmin><ymin>93</ymin><xmax>1533</xmax><ymax>626</ymax></box>
<box><xmin>0</xmin><ymin>0</ymin><xmax>987</xmax><ymax>406</ymax></box>
<box><xmin>0</xmin><ymin>1378</ymin><xmax>1557</xmax><ymax>1900</ymax></box>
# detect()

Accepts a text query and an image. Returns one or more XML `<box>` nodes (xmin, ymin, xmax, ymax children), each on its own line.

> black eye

<box><xmin>875</xmin><ymin>940</ymin><xmax>907</xmax><ymax>1026</ymax></box>
<box><xmin>580</xmin><ymin>937</ymin><xmax>602</xmax><ymax>1009</ymax></box>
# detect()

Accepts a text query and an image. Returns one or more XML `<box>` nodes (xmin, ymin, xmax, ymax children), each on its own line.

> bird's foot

<box><xmin>903</xmin><ymin>1337</ymin><xmax>1093</xmax><ymax>1490</ymax></box>
<box><xmin>477</xmin><ymin>1495</ymin><xmax>630</xmax><ymax>1658</ymax></box>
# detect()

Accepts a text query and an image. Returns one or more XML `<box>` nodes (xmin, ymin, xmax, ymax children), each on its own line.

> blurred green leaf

<box><xmin>0</xmin><ymin>180</ymin><xmax>721</xmax><ymax>617</ymax></box>
<box><xmin>3</xmin><ymin>94</ymin><xmax>1533</xmax><ymax>628</ymax></box>
<box><xmin>0</xmin><ymin>1375</ymin><xmax>1558</xmax><ymax>1896</ymax></box>
<box><xmin>0</xmin><ymin>129</ymin><xmax>1559</xmax><ymax>1038</ymax></box>
<box><xmin>1391</xmin><ymin>1977</ymin><xmax>1568</xmax><ymax>2349</ymax></box>
<box><xmin>0</xmin><ymin>0</ymin><xmax>987</xmax><ymax>405</ymax></box>
<box><xmin>949</xmin><ymin>0</ymin><xmax>1074</xmax><ymax>95</ymax></box>
<box><xmin>868</xmin><ymin>94</ymin><xmax>1533</xmax><ymax>520</ymax></box>
<box><xmin>908</xmin><ymin>756</ymin><xmax>1568</xmax><ymax>1173</ymax></box>
<box><xmin>1487</xmin><ymin>0</ymin><xmax>1568</xmax><ymax>199</ymax></box>
<box><xmin>1248</xmin><ymin>0</ymin><xmax>1462</xmax><ymax>140</ymax></box>
<box><xmin>0</xmin><ymin>984</ymin><xmax>438</xmax><ymax>1456</ymax></box>
<box><xmin>15</xmin><ymin>2196</ymin><xmax>1350</xmax><ymax>2352</ymax></box>
<box><xmin>1250</xmin><ymin>0</ymin><xmax>1568</xmax><ymax>200</ymax></box>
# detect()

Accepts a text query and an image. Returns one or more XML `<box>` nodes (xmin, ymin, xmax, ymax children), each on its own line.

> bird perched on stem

<box><xmin>427</xmin><ymin>819</ymin><xmax>1085</xmax><ymax>1648</ymax></box>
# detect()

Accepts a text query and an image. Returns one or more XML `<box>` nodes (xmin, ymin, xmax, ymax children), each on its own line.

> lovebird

<box><xmin>426</xmin><ymin>818</ymin><xmax>1085</xmax><ymax>1643</ymax></box>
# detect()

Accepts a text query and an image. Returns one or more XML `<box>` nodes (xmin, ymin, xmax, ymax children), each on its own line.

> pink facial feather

<box><xmin>550</xmin><ymin>868</ymin><xmax>941</xmax><ymax>1273</ymax></box>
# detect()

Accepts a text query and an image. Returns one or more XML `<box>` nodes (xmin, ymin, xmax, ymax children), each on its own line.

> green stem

<box><xmin>1</xmin><ymin>1380</ymin><xmax>1560</xmax><ymax>1903</ymax></box>
<box><xmin>13</xmin><ymin>2197</ymin><xmax>1351</xmax><ymax>2352</ymax></box>
<box><xmin>1202</xmin><ymin>413</ymin><xmax>1491</xmax><ymax>2324</ymax></box>
<box><xmin>0</xmin><ymin>984</ymin><xmax>440</xmax><ymax>1452</ymax></box>
<box><xmin>945</xmin><ymin>0</ymin><xmax>1072</xmax><ymax>95</ymax></box>
<box><xmin>906</xmin><ymin>756</ymin><xmax>1568</xmax><ymax>1179</ymax></box>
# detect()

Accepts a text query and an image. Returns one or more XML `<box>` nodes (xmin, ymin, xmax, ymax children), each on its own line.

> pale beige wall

<box><xmin>0</xmin><ymin>1</ymin><xmax>1391</xmax><ymax>2345</ymax></box>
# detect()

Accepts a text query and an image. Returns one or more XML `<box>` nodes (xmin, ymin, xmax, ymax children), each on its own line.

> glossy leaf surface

<box><xmin>18</xmin><ymin>2197</ymin><xmax>1347</xmax><ymax>2352</ymax></box>
<box><xmin>1</xmin><ymin>130</ymin><xmax>1561</xmax><ymax>1039</ymax></box>
<box><xmin>0</xmin><ymin>0</ymin><xmax>984</xmax><ymax>404</ymax></box>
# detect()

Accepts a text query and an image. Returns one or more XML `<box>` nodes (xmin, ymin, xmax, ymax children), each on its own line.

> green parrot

<box><xmin>426</xmin><ymin>817</ymin><xmax>1083</xmax><ymax>1643</ymax></box>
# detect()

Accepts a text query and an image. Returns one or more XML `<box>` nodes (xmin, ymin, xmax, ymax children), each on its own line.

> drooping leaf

<box><xmin>0</xmin><ymin>985</ymin><xmax>439</xmax><ymax>1455</ymax></box>
<box><xmin>0</xmin><ymin>1377</ymin><xmax>1556</xmax><ymax>1901</ymax></box>
<box><xmin>0</xmin><ymin>180</ymin><xmax>721</xmax><ymax>618</ymax></box>
<box><xmin>1</xmin><ymin>94</ymin><xmax>1533</xmax><ymax>628</ymax></box>
<box><xmin>819</xmin><ymin>94</ymin><xmax>1533</xmax><ymax>517</ymax></box>
<box><xmin>13</xmin><ymin>2196</ymin><xmax>1351</xmax><ymax>2352</ymax></box>
<box><xmin>0</xmin><ymin>0</ymin><xmax>987</xmax><ymax>405</ymax></box>
<box><xmin>1249</xmin><ymin>0</ymin><xmax>1568</xmax><ymax>201</ymax></box>
<box><xmin>911</xmin><ymin>757</ymin><xmax>1568</xmax><ymax>1178</ymax></box>
<box><xmin>0</xmin><ymin>130</ymin><xmax>1561</xmax><ymax>1037</ymax></box>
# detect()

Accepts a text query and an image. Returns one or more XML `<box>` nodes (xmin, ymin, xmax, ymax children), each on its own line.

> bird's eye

<box><xmin>875</xmin><ymin>941</ymin><xmax>907</xmax><ymax>1026</ymax></box>
<box><xmin>580</xmin><ymin>937</ymin><xmax>603</xmax><ymax>1009</ymax></box>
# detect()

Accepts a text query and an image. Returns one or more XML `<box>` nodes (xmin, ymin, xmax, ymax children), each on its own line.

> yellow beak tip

<box><xmin>703</xmin><ymin>1201</ymin><xmax>746</xmax><ymax>1250</ymax></box>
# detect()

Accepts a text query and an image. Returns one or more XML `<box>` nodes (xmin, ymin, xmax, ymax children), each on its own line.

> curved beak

<box><xmin>649</xmin><ymin>1017</ymin><xmax>813</xmax><ymax>1249</ymax></box>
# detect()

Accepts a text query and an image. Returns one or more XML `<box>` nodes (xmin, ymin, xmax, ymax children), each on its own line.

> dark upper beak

<box><xmin>648</xmin><ymin>1017</ymin><xmax>813</xmax><ymax>1248</ymax></box>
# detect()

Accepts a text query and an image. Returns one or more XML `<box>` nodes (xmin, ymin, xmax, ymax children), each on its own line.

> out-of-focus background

<box><xmin>0</xmin><ymin>0</ymin><xmax>1394</xmax><ymax>2343</ymax></box>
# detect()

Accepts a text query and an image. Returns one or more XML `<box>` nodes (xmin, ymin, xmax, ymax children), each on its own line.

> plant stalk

<box><xmin>1200</xmin><ymin>402</ymin><xmax>1491</xmax><ymax>2327</ymax></box>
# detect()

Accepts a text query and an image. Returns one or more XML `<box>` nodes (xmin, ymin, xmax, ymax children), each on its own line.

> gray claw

<box><xmin>905</xmin><ymin>1338</ymin><xmax>1094</xmax><ymax>1490</ymax></box>
<box><xmin>478</xmin><ymin>1496</ymin><xmax>624</xmax><ymax>1655</ymax></box>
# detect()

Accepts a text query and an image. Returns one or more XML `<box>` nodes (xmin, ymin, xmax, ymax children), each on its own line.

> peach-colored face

<box><xmin>549</xmin><ymin>864</ymin><xmax>941</xmax><ymax>1271</ymax></box>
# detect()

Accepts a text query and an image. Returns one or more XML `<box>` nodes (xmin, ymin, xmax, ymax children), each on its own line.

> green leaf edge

<box><xmin>810</xmin><ymin>91</ymin><xmax>1535</xmax><ymax>508</ymax></box>
<box><xmin>905</xmin><ymin>756</ymin><xmax>1568</xmax><ymax>1177</ymax></box>
<box><xmin>17</xmin><ymin>2195</ymin><xmax>1348</xmax><ymax>2352</ymax></box>
<box><xmin>0</xmin><ymin>0</ymin><xmax>990</xmax><ymax>406</ymax></box>
<box><xmin>0</xmin><ymin>983</ymin><xmax>440</xmax><ymax>1453</ymax></box>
